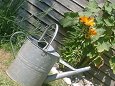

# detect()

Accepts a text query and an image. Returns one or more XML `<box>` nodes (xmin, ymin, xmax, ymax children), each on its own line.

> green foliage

<box><xmin>0</xmin><ymin>0</ymin><xmax>52</xmax><ymax>52</ymax></box>
<box><xmin>60</xmin><ymin>0</ymin><xmax>115</xmax><ymax>73</ymax></box>
<box><xmin>109</xmin><ymin>56</ymin><xmax>115</xmax><ymax>74</ymax></box>
<box><xmin>60</xmin><ymin>12</ymin><xmax>79</xmax><ymax>28</ymax></box>
<box><xmin>0</xmin><ymin>0</ymin><xmax>24</xmax><ymax>43</ymax></box>
<box><xmin>0</xmin><ymin>72</ymin><xmax>20</xmax><ymax>86</ymax></box>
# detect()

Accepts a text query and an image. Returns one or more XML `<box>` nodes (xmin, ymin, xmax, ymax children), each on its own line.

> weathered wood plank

<box><xmin>84</xmin><ymin>72</ymin><xmax>105</xmax><ymax>86</ymax></box>
<box><xmin>39</xmin><ymin>0</ymin><xmax>63</xmax><ymax>16</ymax></box>
<box><xmin>21</xmin><ymin>7</ymin><xmax>65</xmax><ymax>37</ymax></box>
<box><xmin>28</xmin><ymin>0</ymin><xmax>70</xmax><ymax>15</ymax></box>
<box><xmin>97</xmin><ymin>0</ymin><xmax>104</xmax><ymax>3</ymax></box>
<box><xmin>55</xmin><ymin>0</ymin><xmax>83</xmax><ymax>12</ymax></box>
<box><xmin>22</xmin><ymin>7</ymin><xmax>54</xmax><ymax>25</ymax></box>
<box><xmin>19</xmin><ymin>8</ymin><xmax>45</xmax><ymax>27</ymax></box>
<box><xmin>110</xmin><ymin>0</ymin><xmax>115</xmax><ymax>3</ymax></box>
<box><xmin>22</xmin><ymin>1</ymin><xmax>66</xmax><ymax>36</ymax></box>
<box><xmin>19</xmin><ymin>8</ymin><xmax>65</xmax><ymax>47</ymax></box>
<box><xmin>72</xmin><ymin>0</ymin><xmax>88</xmax><ymax>8</ymax></box>
<box><xmin>17</xmin><ymin>13</ymin><xmax>37</xmax><ymax>31</ymax></box>
<box><xmin>27</xmin><ymin>0</ymin><xmax>62</xmax><ymax>22</ymax></box>
<box><xmin>88</xmin><ymin>65</ymin><xmax>115</xmax><ymax>86</ymax></box>
<box><xmin>85</xmin><ymin>69</ymin><xmax>113</xmax><ymax>86</ymax></box>
<box><xmin>100</xmin><ymin>64</ymin><xmax>115</xmax><ymax>80</ymax></box>
<box><xmin>39</xmin><ymin>0</ymin><xmax>71</xmax><ymax>15</ymax></box>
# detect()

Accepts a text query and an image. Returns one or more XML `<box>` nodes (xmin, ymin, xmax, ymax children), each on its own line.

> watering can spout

<box><xmin>45</xmin><ymin>66</ymin><xmax>91</xmax><ymax>83</ymax></box>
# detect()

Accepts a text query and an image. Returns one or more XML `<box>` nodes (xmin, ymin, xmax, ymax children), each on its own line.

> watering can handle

<box><xmin>10</xmin><ymin>31</ymin><xmax>27</xmax><ymax>58</ymax></box>
<box><xmin>38</xmin><ymin>24</ymin><xmax>58</xmax><ymax>50</ymax></box>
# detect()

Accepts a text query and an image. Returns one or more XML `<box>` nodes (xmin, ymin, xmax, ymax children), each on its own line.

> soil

<box><xmin>0</xmin><ymin>49</ymin><xmax>12</xmax><ymax>72</ymax></box>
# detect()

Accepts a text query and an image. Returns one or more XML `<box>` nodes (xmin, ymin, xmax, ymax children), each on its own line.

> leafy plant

<box><xmin>60</xmin><ymin>0</ymin><xmax>115</xmax><ymax>73</ymax></box>
<box><xmin>0</xmin><ymin>0</ymin><xmax>52</xmax><ymax>52</ymax></box>
<box><xmin>0</xmin><ymin>0</ymin><xmax>24</xmax><ymax>42</ymax></box>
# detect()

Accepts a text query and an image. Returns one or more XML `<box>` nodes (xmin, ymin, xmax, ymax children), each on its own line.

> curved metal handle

<box><xmin>10</xmin><ymin>31</ymin><xmax>27</xmax><ymax>58</ymax></box>
<box><xmin>38</xmin><ymin>24</ymin><xmax>58</xmax><ymax>50</ymax></box>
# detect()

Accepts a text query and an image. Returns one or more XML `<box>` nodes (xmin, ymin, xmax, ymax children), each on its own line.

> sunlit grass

<box><xmin>0</xmin><ymin>72</ymin><xmax>20</xmax><ymax>86</ymax></box>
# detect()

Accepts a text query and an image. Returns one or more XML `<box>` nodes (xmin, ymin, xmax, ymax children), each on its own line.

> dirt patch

<box><xmin>0</xmin><ymin>49</ymin><xmax>12</xmax><ymax>72</ymax></box>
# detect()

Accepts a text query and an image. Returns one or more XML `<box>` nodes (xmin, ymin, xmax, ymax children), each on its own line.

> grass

<box><xmin>0</xmin><ymin>48</ymin><xmax>67</xmax><ymax>86</ymax></box>
<box><xmin>43</xmin><ymin>80</ymin><xmax>67</xmax><ymax>86</ymax></box>
<box><xmin>0</xmin><ymin>72</ymin><xmax>20</xmax><ymax>86</ymax></box>
<box><xmin>0</xmin><ymin>0</ymin><xmax>24</xmax><ymax>40</ymax></box>
<box><xmin>0</xmin><ymin>48</ymin><xmax>19</xmax><ymax>86</ymax></box>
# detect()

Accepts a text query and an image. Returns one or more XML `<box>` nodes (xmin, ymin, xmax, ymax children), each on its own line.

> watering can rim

<box><xmin>27</xmin><ymin>36</ymin><xmax>60</xmax><ymax>58</ymax></box>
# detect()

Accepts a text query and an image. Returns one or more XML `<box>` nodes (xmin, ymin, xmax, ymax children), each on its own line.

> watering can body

<box><xmin>7</xmin><ymin>24</ymin><xmax>60</xmax><ymax>86</ymax></box>
<box><xmin>6</xmin><ymin>24</ymin><xmax>91</xmax><ymax>86</ymax></box>
<box><xmin>7</xmin><ymin>36</ymin><xmax>59</xmax><ymax>86</ymax></box>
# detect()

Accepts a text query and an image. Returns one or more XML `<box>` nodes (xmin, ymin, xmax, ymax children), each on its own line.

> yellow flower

<box><xmin>85</xmin><ymin>17</ymin><xmax>95</xmax><ymax>26</ymax></box>
<box><xmin>85</xmin><ymin>28</ymin><xmax>97</xmax><ymax>39</ymax></box>
<box><xmin>79</xmin><ymin>16</ymin><xmax>95</xmax><ymax>26</ymax></box>
<box><xmin>88</xmin><ymin>28</ymin><xmax>97</xmax><ymax>36</ymax></box>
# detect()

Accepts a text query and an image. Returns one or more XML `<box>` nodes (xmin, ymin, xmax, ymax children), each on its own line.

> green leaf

<box><xmin>103</xmin><ymin>1</ymin><xmax>113</xmax><ymax>14</ymax></box>
<box><xmin>82</xmin><ymin>44</ymin><xmax>96</xmax><ymax>58</ymax></box>
<box><xmin>112</xmin><ymin>29</ymin><xmax>115</xmax><ymax>34</ymax></box>
<box><xmin>64</xmin><ymin>12</ymin><xmax>79</xmax><ymax>18</ymax></box>
<box><xmin>78</xmin><ymin>11</ymin><xmax>92</xmax><ymax>16</ymax></box>
<box><xmin>86</xmin><ymin>0</ymin><xmax>100</xmax><ymax>13</ymax></box>
<box><xmin>96</xmin><ymin>28</ymin><xmax>105</xmax><ymax>36</ymax></box>
<box><xmin>111</xmin><ymin>3</ymin><xmax>115</xmax><ymax>9</ymax></box>
<box><xmin>87</xmin><ymin>52</ymin><xmax>96</xmax><ymax>59</ymax></box>
<box><xmin>60</xmin><ymin>16</ymin><xmax>74</xmax><ymax>27</ymax></box>
<box><xmin>60</xmin><ymin>15</ymin><xmax>79</xmax><ymax>28</ymax></box>
<box><xmin>111</xmin><ymin>40</ymin><xmax>115</xmax><ymax>49</ymax></box>
<box><xmin>104</xmin><ymin>5</ymin><xmax>112</xmax><ymax>13</ymax></box>
<box><xmin>96</xmin><ymin>17</ymin><xmax>103</xmax><ymax>25</ymax></box>
<box><xmin>104</xmin><ymin>18</ymin><xmax>114</xmax><ymax>26</ymax></box>
<box><xmin>93</xmin><ymin>56</ymin><xmax>104</xmax><ymax>68</ymax></box>
<box><xmin>96</xmin><ymin>42</ymin><xmax>111</xmax><ymax>52</ymax></box>
<box><xmin>109</xmin><ymin>56</ymin><xmax>115</xmax><ymax>74</ymax></box>
<box><xmin>91</xmin><ymin>28</ymin><xmax>105</xmax><ymax>42</ymax></box>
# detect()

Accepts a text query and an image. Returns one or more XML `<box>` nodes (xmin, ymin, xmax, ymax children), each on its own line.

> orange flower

<box><xmin>85</xmin><ymin>28</ymin><xmax>97</xmax><ymax>39</ymax></box>
<box><xmin>88</xmin><ymin>28</ymin><xmax>97</xmax><ymax>36</ymax></box>
<box><xmin>79</xmin><ymin>16</ymin><xmax>95</xmax><ymax>26</ymax></box>
<box><xmin>85</xmin><ymin>17</ymin><xmax>95</xmax><ymax>26</ymax></box>
<box><xmin>79</xmin><ymin>16</ymin><xmax>89</xmax><ymax>23</ymax></box>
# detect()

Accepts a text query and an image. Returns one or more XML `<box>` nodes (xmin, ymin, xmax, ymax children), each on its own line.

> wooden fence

<box><xmin>19</xmin><ymin>0</ymin><xmax>115</xmax><ymax>85</ymax></box>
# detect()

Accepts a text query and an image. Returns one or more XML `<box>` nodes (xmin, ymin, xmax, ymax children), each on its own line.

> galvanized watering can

<box><xmin>6</xmin><ymin>24</ymin><xmax>91</xmax><ymax>86</ymax></box>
